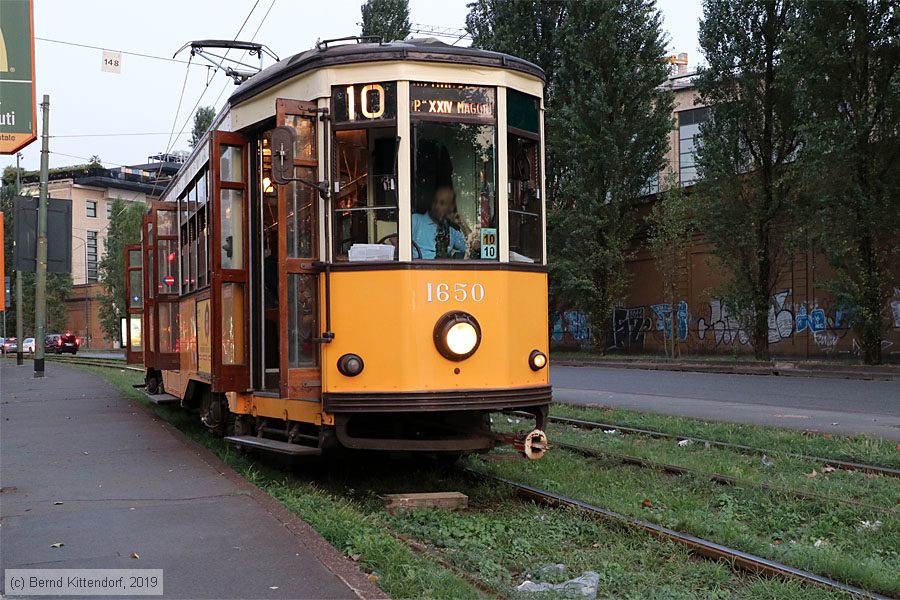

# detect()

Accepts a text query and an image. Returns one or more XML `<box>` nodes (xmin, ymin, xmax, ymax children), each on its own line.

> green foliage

<box><xmin>468</xmin><ymin>0</ymin><xmax>672</xmax><ymax>346</ymax></box>
<box><xmin>693</xmin><ymin>0</ymin><xmax>802</xmax><ymax>360</ymax></box>
<box><xmin>359</xmin><ymin>0</ymin><xmax>411</xmax><ymax>42</ymax></box>
<box><xmin>790</xmin><ymin>0</ymin><xmax>900</xmax><ymax>365</ymax></box>
<box><xmin>98</xmin><ymin>199</ymin><xmax>146</xmax><ymax>344</ymax></box>
<box><xmin>647</xmin><ymin>179</ymin><xmax>694</xmax><ymax>356</ymax></box>
<box><xmin>189</xmin><ymin>106</ymin><xmax>216</xmax><ymax>149</ymax></box>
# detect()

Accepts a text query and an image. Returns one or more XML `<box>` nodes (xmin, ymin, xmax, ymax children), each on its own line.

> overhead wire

<box><xmin>35</xmin><ymin>37</ymin><xmax>202</xmax><ymax>67</ymax></box>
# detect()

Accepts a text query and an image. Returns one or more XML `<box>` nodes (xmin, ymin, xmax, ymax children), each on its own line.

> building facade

<box><xmin>19</xmin><ymin>158</ymin><xmax>180</xmax><ymax>348</ymax></box>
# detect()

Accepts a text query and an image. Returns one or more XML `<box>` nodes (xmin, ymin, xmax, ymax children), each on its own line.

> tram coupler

<box><xmin>513</xmin><ymin>429</ymin><xmax>549</xmax><ymax>460</ymax></box>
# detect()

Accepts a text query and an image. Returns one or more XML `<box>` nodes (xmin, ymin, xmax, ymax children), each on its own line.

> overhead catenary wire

<box><xmin>35</xmin><ymin>37</ymin><xmax>203</xmax><ymax>67</ymax></box>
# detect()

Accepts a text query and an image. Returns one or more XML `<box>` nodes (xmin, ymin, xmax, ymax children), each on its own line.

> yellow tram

<box><xmin>125</xmin><ymin>36</ymin><xmax>551</xmax><ymax>458</ymax></box>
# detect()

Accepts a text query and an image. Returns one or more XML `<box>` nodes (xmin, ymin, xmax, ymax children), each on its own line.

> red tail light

<box><xmin>58</xmin><ymin>338</ymin><xmax>63</xmax><ymax>346</ymax></box>
<box><xmin>75</xmin><ymin>338</ymin><xmax>81</xmax><ymax>346</ymax></box>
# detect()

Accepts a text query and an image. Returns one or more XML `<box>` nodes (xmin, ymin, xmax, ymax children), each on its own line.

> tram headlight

<box><xmin>337</xmin><ymin>353</ymin><xmax>365</xmax><ymax>377</ymax></box>
<box><xmin>529</xmin><ymin>349</ymin><xmax>548</xmax><ymax>371</ymax></box>
<box><xmin>433</xmin><ymin>312</ymin><xmax>481</xmax><ymax>361</ymax></box>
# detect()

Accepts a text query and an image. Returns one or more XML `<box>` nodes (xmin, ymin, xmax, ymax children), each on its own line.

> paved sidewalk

<box><xmin>0</xmin><ymin>362</ymin><xmax>383</xmax><ymax>599</ymax></box>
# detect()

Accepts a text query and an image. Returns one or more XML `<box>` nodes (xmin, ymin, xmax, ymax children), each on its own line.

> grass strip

<box><xmin>550</xmin><ymin>403</ymin><xmax>900</xmax><ymax>469</ymax></box>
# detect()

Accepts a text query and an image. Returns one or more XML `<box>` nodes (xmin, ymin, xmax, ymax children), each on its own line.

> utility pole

<box><xmin>33</xmin><ymin>95</ymin><xmax>50</xmax><ymax>378</ymax></box>
<box><xmin>15</xmin><ymin>151</ymin><xmax>24</xmax><ymax>366</ymax></box>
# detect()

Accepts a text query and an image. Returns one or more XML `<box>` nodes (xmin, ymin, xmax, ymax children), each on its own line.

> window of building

<box><xmin>106</xmin><ymin>201</ymin><xmax>113</xmax><ymax>219</ymax></box>
<box><xmin>410</xmin><ymin>83</ymin><xmax>497</xmax><ymax>261</ymax></box>
<box><xmin>86</xmin><ymin>230</ymin><xmax>98</xmax><ymax>282</ymax></box>
<box><xmin>86</xmin><ymin>200</ymin><xmax>97</xmax><ymax>218</ymax></box>
<box><xmin>678</xmin><ymin>107</ymin><xmax>708</xmax><ymax>186</ymax></box>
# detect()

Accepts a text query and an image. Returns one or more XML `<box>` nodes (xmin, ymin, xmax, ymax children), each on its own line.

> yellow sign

<box><xmin>0</xmin><ymin>0</ymin><xmax>36</xmax><ymax>154</ymax></box>
<box><xmin>197</xmin><ymin>298</ymin><xmax>211</xmax><ymax>374</ymax></box>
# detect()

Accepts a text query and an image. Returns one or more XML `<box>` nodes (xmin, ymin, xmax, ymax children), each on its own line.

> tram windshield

<box><xmin>410</xmin><ymin>84</ymin><xmax>497</xmax><ymax>261</ymax></box>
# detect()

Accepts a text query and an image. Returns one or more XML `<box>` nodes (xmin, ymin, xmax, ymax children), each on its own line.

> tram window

<box><xmin>196</xmin><ymin>171</ymin><xmax>208</xmax><ymax>207</ymax></box>
<box><xmin>221</xmin><ymin>282</ymin><xmax>245</xmax><ymax>365</ymax></box>
<box><xmin>220</xmin><ymin>146</ymin><xmax>243</xmax><ymax>182</ymax></box>
<box><xmin>159</xmin><ymin>239</ymin><xmax>177</xmax><ymax>294</ymax></box>
<box><xmin>197</xmin><ymin>207</ymin><xmax>208</xmax><ymax>287</ymax></box>
<box><xmin>158</xmin><ymin>209</ymin><xmax>175</xmax><ymax>236</ymax></box>
<box><xmin>128</xmin><ymin>270</ymin><xmax>143</xmax><ymax>308</ymax></box>
<box><xmin>159</xmin><ymin>302</ymin><xmax>176</xmax><ymax>353</ymax></box>
<box><xmin>286</xmin><ymin>167</ymin><xmax>317</xmax><ymax>258</ymax></box>
<box><xmin>411</xmin><ymin>122</ymin><xmax>497</xmax><ymax>260</ymax></box>
<box><xmin>334</xmin><ymin>128</ymin><xmax>398</xmax><ymax>261</ymax></box>
<box><xmin>129</xmin><ymin>315</ymin><xmax>142</xmax><ymax>351</ymax></box>
<box><xmin>287</xmin><ymin>274</ymin><xmax>317</xmax><ymax>367</ymax></box>
<box><xmin>188</xmin><ymin>217</ymin><xmax>198</xmax><ymax>292</ymax></box>
<box><xmin>508</xmin><ymin>135</ymin><xmax>542</xmax><ymax>263</ymax></box>
<box><xmin>220</xmin><ymin>189</ymin><xmax>244</xmax><ymax>269</ymax></box>
<box><xmin>284</xmin><ymin>115</ymin><xmax>316</xmax><ymax>161</ymax></box>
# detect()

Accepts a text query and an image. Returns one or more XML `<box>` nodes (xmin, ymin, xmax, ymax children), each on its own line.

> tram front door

<box><xmin>275</xmin><ymin>99</ymin><xmax>321</xmax><ymax>400</ymax></box>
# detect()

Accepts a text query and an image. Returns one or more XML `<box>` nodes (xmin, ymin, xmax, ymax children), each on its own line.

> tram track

<box><xmin>461</xmin><ymin>466</ymin><xmax>893</xmax><ymax>600</ymax></box>
<box><xmin>552</xmin><ymin>440</ymin><xmax>894</xmax><ymax>514</ymax></box>
<box><xmin>511</xmin><ymin>411</ymin><xmax>900</xmax><ymax>478</ymax></box>
<box><xmin>4</xmin><ymin>354</ymin><xmax>144</xmax><ymax>372</ymax></box>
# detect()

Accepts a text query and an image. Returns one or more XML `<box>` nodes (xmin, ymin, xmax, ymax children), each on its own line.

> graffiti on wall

<box><xmin>650</xmin><ymin>301</ymin><xmax>689</xmax><ymax>341</ymax></box>
<box><xmin>891</xmin><ymin>289</ymin><xmax>900</xmax><ymax>328</ymax></box>
<box><xmin>697</xmin><ymin>299</ymin><xmax>749</xmax><ymax>346</ymax></box>
<box><xmin>611</xmin><ymin>306</ymin><xmax>652</xmax><ymax>351</ymax></box>
<box><xmin>767</xmin><ymin>290</ymin><xmax>794</xmax><ymax>343</ymax></box>
<box><xmin>552</xmin><ymin>310</ymin><xmax>591</xmax><ymax>342</ymax></box>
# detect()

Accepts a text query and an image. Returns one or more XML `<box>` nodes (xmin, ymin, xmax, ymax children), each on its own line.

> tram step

<box><xmin>224</xmin><ymin>435</ymin><xmax>322</xmax><ymax>456</ymax></box>
<box><xmin>145</xmin><ymin>392</ymin><xmax>181</xmax><ymax>405</ymax></box>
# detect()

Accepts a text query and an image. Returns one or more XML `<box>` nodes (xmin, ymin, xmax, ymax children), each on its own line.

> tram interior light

<box><xmin>433</xmin><ymin>312</ymin><xmax>482</xmax><ymax>361</ymax></box>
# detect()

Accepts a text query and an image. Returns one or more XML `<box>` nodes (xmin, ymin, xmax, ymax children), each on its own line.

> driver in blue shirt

<box><xmin>411</xmin><ymin>184</ymin><xmax>469</xmax><ymax>259</ymax></box>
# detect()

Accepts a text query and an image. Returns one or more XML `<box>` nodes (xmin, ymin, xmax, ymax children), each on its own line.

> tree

<box><xmin>549</xmin><ymin>0</ymin><xmax>673</xmax><ymax>348</ymax></box>
<box><xmin>467</xmin><ymin>0</ymin><xmax>672</xmax><ymax>347</ymax></box>
<box><xmin>98</xmin><ymin>199</ymin><xmax>146</xmax><ymax>344</ymax></box>
<box><xmin>647</xmin><ymin>178</ymin><xmax>693</xmax><ymax>357</ymax></box>
<box><xmin>693</xmin><ymin>0</ymin><xmax>801</xmax><ymax>360</ymax></box>
<box><xmin>360</xmin><ymin>0</ymin><xmax>410</xmax><ymax>42</ymax></box>
<box><xmin>189</xmin><ymin>107</ymin><xmax>216</xmax><ymax>149</ymax></box>
<box><xmin>792</xmin><ymin>0</ymin><xmax>900</xmax><ymax>365</ymax></box>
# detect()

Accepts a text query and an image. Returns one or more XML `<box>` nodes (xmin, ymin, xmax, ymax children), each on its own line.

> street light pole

<box><xmin>15</xmin><ymin>151</ymin><xmax>24</xmax><ymax>366</ymax></box>
<box><xmin>34</xmin><ymin>95</ymin><xmax>50</xmax><ymax>378</ymax></box>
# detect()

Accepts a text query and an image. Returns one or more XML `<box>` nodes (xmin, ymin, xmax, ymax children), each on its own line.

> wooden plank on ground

<box><xmin>381</xmin><ymin>492</ymin><xmax>468</xmax><ymax>513</ymax></box>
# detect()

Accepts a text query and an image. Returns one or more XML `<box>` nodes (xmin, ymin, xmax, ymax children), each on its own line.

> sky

<box><xmin>7</xmin><ymin>0</ymin><xmax>703</xmax><ymax>172</ymax></box>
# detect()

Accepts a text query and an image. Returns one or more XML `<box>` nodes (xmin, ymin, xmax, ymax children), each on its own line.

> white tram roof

<box><xmin>229</xmin><ymin>37</ymin><xmax>545</xmax><ymax>106</ymax></box>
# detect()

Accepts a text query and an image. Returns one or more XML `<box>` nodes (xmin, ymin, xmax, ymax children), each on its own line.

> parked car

<box><xmin>1</xmin><ymin>337</ymin><xmax>17</xmax><ymax>354</ymax></box>
<box><xmin>45</xmin><ymin>332</ymin><xmax>79</xmax><ymax>355</ymax></box>
<box><xmin>22</xmin><ymin>338</ymin><xmax>36</xmax><ymax>353</ymax></box>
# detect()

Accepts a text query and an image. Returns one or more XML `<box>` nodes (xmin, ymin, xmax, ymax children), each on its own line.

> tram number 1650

<box><xmin>426</xmin><ymin>282</ymin><xmax>485</xmax><ymax>303</ymax></box>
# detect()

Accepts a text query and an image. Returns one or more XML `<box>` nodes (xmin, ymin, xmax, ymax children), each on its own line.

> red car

<box><xmin>0</xmin><ymin>337</ymin><xmax>17</xmax><ymax>354</ymax></box>
<box><xmin>45</xmin><ymin>332</ymin><xmax>79</xmax><ymax>355</ymax></box>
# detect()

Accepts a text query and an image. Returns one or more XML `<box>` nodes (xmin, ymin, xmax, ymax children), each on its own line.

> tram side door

<box><xmin>211</xmin><ymin>130</ymin><xmax>252</xmax><ymax>392</ymax></box>
<box><xmin>124</xmin><ymin>244</ymin><xmax>143</xmax><ymax>365</ymax></box>
<box><xmin>276</xmin><ymin>99</ymin><xmax>320</xmax><ymax>400</ymax></box>
<box><xmin>146</xmin><ymin>202</ymin><xmax>180</xmax><ymax>370</ymax></box>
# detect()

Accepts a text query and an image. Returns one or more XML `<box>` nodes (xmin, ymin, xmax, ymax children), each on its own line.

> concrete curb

<box><xmin>552</xmin><ymin>359</ymin><xmax>900</xmax><ymax>381</ymax></box>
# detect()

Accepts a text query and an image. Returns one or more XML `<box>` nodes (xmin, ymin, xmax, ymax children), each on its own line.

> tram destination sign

<box><xmin>410</xmin><ymin>83</ymin><xmax>495</xmax><ymax>120</ymax></box>
<box><xmin>333</xmin><ymin>82</ymin><xmax>396</xmax><ymax>123</ymax></box>
<box><xmin>0</xmin><ymin>0</ymin><xmax>36</xmax><ymax>154</ymax></box>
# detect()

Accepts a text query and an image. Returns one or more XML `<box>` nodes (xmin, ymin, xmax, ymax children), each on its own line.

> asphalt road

<box><xmin>551</xmin><ymin>366</ymin><xmax>900</xmax><ymax>440</ymax></box>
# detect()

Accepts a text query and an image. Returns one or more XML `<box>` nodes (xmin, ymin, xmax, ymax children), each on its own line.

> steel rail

<box><xmin>554</xmin><ymin>441</ymin><xmax>893</xmax><ymax>514</ymax></box>
<box><xmin>463</xmin><ymin>467</ymin><xmax>892</xmax><ymax>599</ymax></box>
<box><xmin>513</xmin><ymin>412</ymin><xmax>900</xmax><ymax>478</ymax></box>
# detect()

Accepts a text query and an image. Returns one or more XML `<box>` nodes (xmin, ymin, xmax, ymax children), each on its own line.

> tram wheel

<box><xmin>199</xmin><ymin>390</ymin><xmax>228</xmax><ymax>436</ymax></box>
